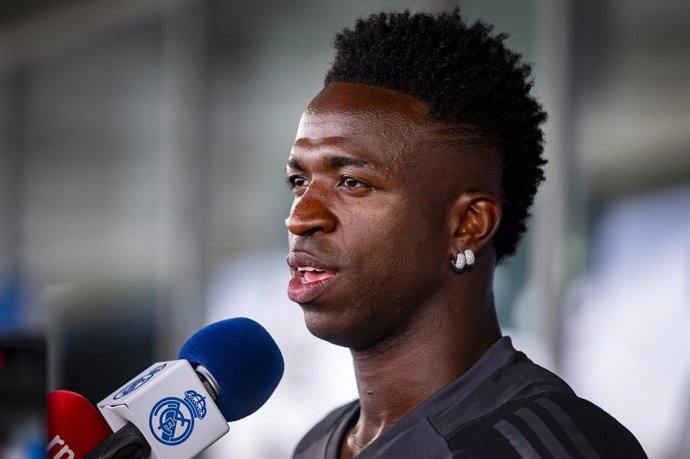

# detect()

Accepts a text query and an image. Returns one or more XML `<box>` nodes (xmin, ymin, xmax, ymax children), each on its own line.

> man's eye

<box><xmin>339</xmin><ymin>176</ymin><xmax>370</xmax><ymax>189</ymax></box>
<box><xmin>286</xmin><ymin>176</ymin><xmax>308</xmax><ymax>189</ymax></box>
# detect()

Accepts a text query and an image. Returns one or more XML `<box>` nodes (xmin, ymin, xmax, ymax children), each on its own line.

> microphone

<box><xmin>89</xmin><ymin>317</ymin><xmax>284</xmax><ymax>458</ymax></box>
<box><xmin>46</xmin><ymin>390</ymin><xmax>113</xmax><ymax>458</ymax></box>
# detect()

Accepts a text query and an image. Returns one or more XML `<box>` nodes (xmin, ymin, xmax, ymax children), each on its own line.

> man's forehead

<box><xmin>307</xmin><ymin>82</ymin><xmax>429</xmax><ymax>118</ymax></box>
<box><xmin>291</xmin><ymin>108</ymin><xmax>424</xmax><ymax>164</ymax></box>
<box><xmin>294</xmin><ymin>111</ymin><xmax>392</xmax><ymax>142</ymax></box>
<box><xmin>294</xmin><ymin>92</ymin><xmax>430</xmax><ymax>149</ymax></box>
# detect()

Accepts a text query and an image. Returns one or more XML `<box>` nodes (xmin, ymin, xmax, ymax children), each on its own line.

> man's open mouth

<box><xmin>297</xmin><ymin>266</ymin><xmax>336</xmax><ymax>284</ymax></box>
<box><xmin>287</xmin><ymin>257</ymin><xmax>337</xmax><ymax>303</ymax></box>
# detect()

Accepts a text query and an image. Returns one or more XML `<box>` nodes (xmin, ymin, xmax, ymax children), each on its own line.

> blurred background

<box><xmin>0</xmin><ymin>0</ymin><xmax>688</xmax><ymax>457</ymax></box>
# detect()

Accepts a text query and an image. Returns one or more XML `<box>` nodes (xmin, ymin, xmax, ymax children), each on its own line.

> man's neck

<box><xmin>340</xmin><ymin>301</ymin><xmax>501</xmax><ymax>458</ymax></box>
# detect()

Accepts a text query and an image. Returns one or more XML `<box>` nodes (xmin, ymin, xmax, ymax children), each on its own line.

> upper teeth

<box><xmin>297</xmin><ymin>267</ymin><xmax>322</xmax><ymax>272</ymax></box>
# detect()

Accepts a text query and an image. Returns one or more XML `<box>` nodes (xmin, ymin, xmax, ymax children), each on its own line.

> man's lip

<box><xmin>286</xmin><ymin>251</ymin><xmax>337</xmax><ymax>273</ymax></box>
<box><xmin>286</xmin><ymin>251</ymin><xmax>338</xmax><ymax>303</ymax></box>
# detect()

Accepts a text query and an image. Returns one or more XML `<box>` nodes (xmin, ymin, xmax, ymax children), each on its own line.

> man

<box><xmin>285</xmin><ymin>10</ymin><xmax>646</xmax><ymax>458</ymax></box>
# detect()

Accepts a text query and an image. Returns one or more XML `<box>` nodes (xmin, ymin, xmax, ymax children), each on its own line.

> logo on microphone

<box><xmin>113</xmin><ymin>363</ymin><xmax>167</xmax><ymax>400</ymax></box>
<box><xmin>149</xmin><ymin>390</ymin><xmax>207</xmax><ymax>446</ymax></box>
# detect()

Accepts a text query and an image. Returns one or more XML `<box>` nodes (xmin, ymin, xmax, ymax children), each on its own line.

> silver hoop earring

<box><xmin>452</xmin><ymin>249</ymin><xmax>475</xmax><ymax>272</ymax></box>
<box><xmin>452</xmin><ymin>252</ymin><xmax>466</xmax><ymax>271</ymax></box>
<box><xmin>464</xmin><ymin>249</ymin><xmax>475</xmax><ymax>267</ymax></box>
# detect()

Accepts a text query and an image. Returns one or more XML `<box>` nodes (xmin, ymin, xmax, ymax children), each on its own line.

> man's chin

<box><xmin>302</xmin><ymin>311</ymin><xmax>362</xmax><ymax>349</ymax></box>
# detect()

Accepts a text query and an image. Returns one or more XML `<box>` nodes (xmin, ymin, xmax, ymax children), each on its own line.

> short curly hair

<box><xmin>325</xmin><ymin>9</ymin><xmax>547</xmax><ymax>262</ymax></box>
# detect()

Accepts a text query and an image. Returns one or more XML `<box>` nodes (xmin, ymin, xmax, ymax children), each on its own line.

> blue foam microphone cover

<box><xmin>178</xmin><ymin>317</ymin><xmax>284</xmax><ymax>422</ymax></box>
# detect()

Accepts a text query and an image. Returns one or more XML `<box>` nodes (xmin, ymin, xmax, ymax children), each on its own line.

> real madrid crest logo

<box><xmin>149</xmin><ymin>390</ymin><xmax>207</xmax><ymax>446</ymax></box>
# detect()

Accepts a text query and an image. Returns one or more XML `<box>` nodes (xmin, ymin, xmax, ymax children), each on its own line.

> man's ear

<box><xmin>448</xmin><ymin>191</ymin><xmax>502</xmax><ymax>257</ymax></box>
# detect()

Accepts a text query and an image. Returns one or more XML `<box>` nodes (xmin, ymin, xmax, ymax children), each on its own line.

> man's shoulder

<box><xmin>433</xmin><ymin>352</ymin><xmax>647</xmax><ymax>458</ymax></box>
<box><xmin>445</xmin><ymin>393</ymin><xmax>648</xmax><ymax>458</ymax></box>
<box><xmin>429</xmin><ymin>350</ymin><xmax>576</xmax><ymax>434</ymax></box>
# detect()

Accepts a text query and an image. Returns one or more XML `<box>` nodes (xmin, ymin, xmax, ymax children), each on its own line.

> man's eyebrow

<box><xmin>287</xmin><ymin>158</ymin><xmax>304</xmax><ymax>171</ymax></box>
<box><xmin>327</xmin><ymin>156</ymin><xmax>368</xmax><ymax>169</ymax></box>
<box><xmin>287</xmin><ymin>156</ymin><xmax>370</xmax><ymax>171</ymax></box>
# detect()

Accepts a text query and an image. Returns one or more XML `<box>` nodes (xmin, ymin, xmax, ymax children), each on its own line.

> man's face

<box><xmin>285</xmin><ymin>83</ymin><xmax>469</xmax><ymax>351</ymax></box>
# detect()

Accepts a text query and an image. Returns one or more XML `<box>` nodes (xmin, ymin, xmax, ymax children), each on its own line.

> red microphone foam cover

<box><xmin>46</xmin><ymin>390</ymin><xmax>113</xmax><ymax>458</ymax></box>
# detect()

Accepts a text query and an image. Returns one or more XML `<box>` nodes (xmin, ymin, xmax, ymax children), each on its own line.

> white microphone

<box><xmin>87</xmin><ymin>317</ymin><xmax>284</xmax><ymax>459</ymax></box>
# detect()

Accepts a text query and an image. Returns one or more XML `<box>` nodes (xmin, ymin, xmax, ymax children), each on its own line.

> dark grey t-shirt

<box><xmin>293</xmin><ymin>337</ymin><xmax>647</xmax><ymax>459</ymax></box>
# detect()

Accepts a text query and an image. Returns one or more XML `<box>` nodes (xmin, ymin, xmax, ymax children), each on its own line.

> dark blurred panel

<box><xmin>57</xmin><ymin>286</ymin><xmax>156</xmax><ymax>403</ymax></box>
<box><xmin>575</xmin><ymin>0</ymin><xmax>690</xmax><ymax>197</ymax></box>
<box><xmin>0</xmin><ymin>0</ymin><xmax>86</xmax><ymax>26</ymax></box>
<box><xmin>0</xmin><ymin>336</ymin><xmax>45</xmax><ymax>458</ymax></box>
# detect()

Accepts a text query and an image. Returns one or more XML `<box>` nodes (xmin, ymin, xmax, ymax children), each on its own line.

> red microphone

<box><xmin>46</xmin><ymin>390</ymin><xmax>113</xmax><ymax>458</ymax></box>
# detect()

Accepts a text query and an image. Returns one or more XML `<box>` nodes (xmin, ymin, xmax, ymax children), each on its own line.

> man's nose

<box><xmin>285</xmin><ymin>187</ymin><xmax>337</xmax><ymax>236</ymax></box>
